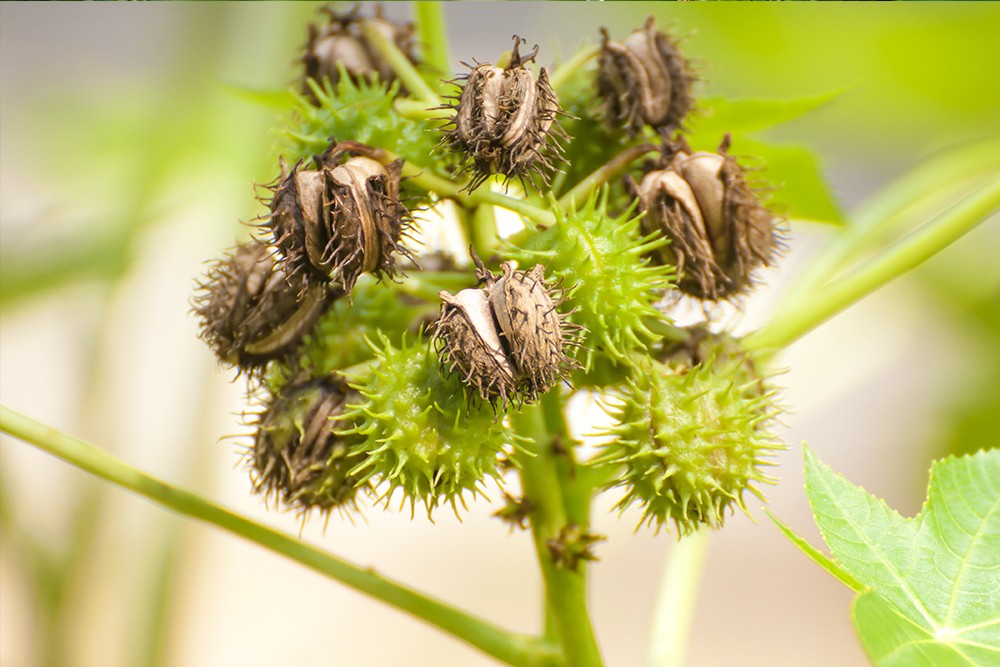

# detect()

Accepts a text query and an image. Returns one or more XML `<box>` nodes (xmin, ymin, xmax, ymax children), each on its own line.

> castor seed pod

<box><xmin>599</xmin><ymin>356</ymin><xmax>783</xmax><ymax>535</ymax></box>
<box><xmin>633</xmin><ymin>135</ymin><xmax>779</xmax><ymax>300</ymax></box>
<box><xmin>268</xmin><ymin>147</ymin><xmax>411</xmax><ymax>294</ymax></box>
<box><xmin>434</xmin><ymin>287</ymin><xmax>518</xmax><ymax>406</ymax></box>
<box><xmin>442</xmin><ymin>36</ymin><xmax>564</xmax><ymax>191</ymax></box>
<box><xmin>488</xmin><ymin>262</ymin><xmax>575</xmax><ymax>401</ymax></box>
<box><xmin>252</xmin><ymin>377</ymin><xmax>367</xmax><ymax>515</ymax></box>
<box><xmin>193</xmin><ymin>240</ymin><xmax>336</xmax><ymax>374</ymax></box>
<box><xmin>597</xmin><ymin>16</ymin><xmax>694</xmax><ymax>136</ymax></box>
<box><xmin>300</xmin><ymin>6</ymin><xmax>417</xmax><ymax>96</ymax></box>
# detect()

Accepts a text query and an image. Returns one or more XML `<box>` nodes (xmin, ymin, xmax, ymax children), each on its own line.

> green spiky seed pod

<box><xmin>300</xmin><ymin>6</ymin><xmax>417</xmax><ymax>98</ymax></box>
<box><xmin>507</xmin><ymin>192</ymin><xmax>673</xmax><ymax>378</ymax></box>
<box><xmin>599</xmin><ymin>353</ymin><xmax>782</xmax><ymax>535</ymax></box>
<box><xmin>597</xmin><ymin>16</ymin><xmax>695</xmax><ymax>136</ymax></box>
<box><xmin>343</xmin><ymin>336</ymin><xmax>518</xmax><ymax>515</ymax></box>
<box><xmin>251</xmin><ymin>376</ymin><xmax>368</xmax><ymax>516</ymax></box>
<box><xmin>631</xmin><ymin>135</ymin><xmax>780</xmax><ymax>300</ymax></box>
<box><xmin>441</xmin><ymin>36</ymin><xmax>565</xmax><ymax>191</ymax></box>
<box><xmin>193</xmin><ymin>239</ymin><xmax>336</xmax><ymax>376</ymax></box>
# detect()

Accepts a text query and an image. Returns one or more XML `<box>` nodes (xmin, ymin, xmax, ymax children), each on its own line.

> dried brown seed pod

<box><xmin>434</xmin><ymin>286</ymin><xmax>518</xmax><ymax>407</ymax></box>
<box><xmin>441</xmin><ymin>36</ymin><xmax>565</xmax><ymax>192</ymax></box>
<box><xmin>251</xmin><ymin>376</ymin><xmax>367</xmax><ymax>514</ymax></box>
<box><xmin>435</xmin><ymin>259</ymin><xmax>577</xmax><ymax>407</ymax></box>
<box><xmin>193</xmin><ymin>240</ymin><xmax>337</xmax><ymax>374</ymax></box>
<box><xmin>597</xmin><ymin>16</ymin><xmax>695</xmax><ymax>136</ymax></box>
<box><xmin>267</xmin><ymin>143</ymin><xmax>412</xmax><ymax>294</ymax></box>
<box><xmin>488</xmin><ymin>262</ymin><xmax>576</xmax><ymax>402</ymax></box>
<box><xmin>300</xmin><ymin>5</ymin><xmax>417</xmax><ymax>96</ymax></box>
<box><xmin>631</xmin><ymin>135</ymin><xmax>780</xmax><ymax>300</ymax></box>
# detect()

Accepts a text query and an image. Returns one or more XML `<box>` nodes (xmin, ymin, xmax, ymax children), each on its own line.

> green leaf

<box><xmin>804</xmin><ymin>446</ymin><xmax>1000</xmax><ymax>667</ymax></box>
<box><xmin>736</xmin><ymin>138</ymin><xmax>844</xmax><ymax>225</ymax></box>
<box><xmin>691</xmin><ymin>92</ymin><xmax>843</xmax><ymax>137</ymax></box>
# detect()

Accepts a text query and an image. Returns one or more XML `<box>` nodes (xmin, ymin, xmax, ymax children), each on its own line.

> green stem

<box><xmin>776</xmin><ymin>138</ymin><xmax>1000</xmax><ymax>315</ymax></box>
<box><xmin>646</xmin><ymin>530</ymin><xmax>711</xmax><ymax>667</ymax></box>
<box><xmin>361</xmin><ymin>20</ymin><xmax>440</xmax><ymax>106</ymax></box>
<box><xmin>747</xmin><ymin>175</ymin><xmax>1000</xmax><ymax>355</ymax></box>
<box><xmin>0</xmin><ymin>405</ymin><xmax>556</xmax><ymax>667</ymax></box>
<box><xmin>395</xmin><ymin>98</ymin><xmax>445</xmax><ymax>123</ymax></box>
<box><xmin>513</xmin><ymin>403</ymin><xmax>604</xmax><ymax>667</ymax></box>
<box><xmin>399</xmin><ymin>161</ymin><xmax>558</xmax><ymax>227</ymax></box>
<box><xmin>557</xmin><ymin>143</ymin><xmax>657</xmax><ymax>212</ymax></box>
<box><xmin>549</xmin><ymin>45</ymin><xmax>600</xmax><ymax>94</ymax></box>
<box><xmin>471</xmin><ymin>204</ymin><xmax>500</xmax><ymax>259</ymax></box>
<box><xmin>389</xmin><ymin>271</ymin><xmax>473</xmax><ymax>302</ymax></box>
<box><xmin>413</xmin><ymin>2</ymin><xmax>451</xmax><ymax>78</ymax></box>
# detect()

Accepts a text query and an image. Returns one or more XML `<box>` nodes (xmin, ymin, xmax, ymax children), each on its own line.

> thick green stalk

<box><xmin>513</xmin><ymin>402</ymin><xmax>604</xmax><ymax>667</ymax></box>
<box><xmin>646</xmin><ymin>529</ymin><xmax>711</xmax><ymax>667</ymax></box>
<box><xmin>0</xmin><ymin>405</ymin><xmax>556</xmax><ymax>667</ymax></box>
<box><xmin>747</xmin><ymin>175</ymin><xmax>1000</xmax><ymax>355</ymax></box>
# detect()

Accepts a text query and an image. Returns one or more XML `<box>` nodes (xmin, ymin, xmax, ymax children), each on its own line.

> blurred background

<box><xmin>2</xmin><ymin>3</ymin><xmax>998</xmax><ymax>666</ymax></box>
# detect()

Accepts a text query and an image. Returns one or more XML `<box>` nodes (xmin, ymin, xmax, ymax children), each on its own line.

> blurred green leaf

<box><xmin>740</xmin><ymin>138</ymin><xmax>844</xmax><ymax>225</ymax></box>
<box><xmin>691</xmin><ymin>92</ymin><xmax>844</xmax><ymax>137</ymax></box>
<box><xmin>804</xmin><ymin>446</ymin><xmax>1000</xmax><ymax>667</ymax></box>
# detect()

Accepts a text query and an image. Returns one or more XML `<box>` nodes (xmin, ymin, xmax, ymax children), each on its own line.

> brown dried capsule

<box><xmin>435</xmin><ymin>287</ymin><xmax>518</xmax><ymax>407</ymax></box>
<box><xmin>300</xmin><ymin>5</ymin><xmax>417</xmax><ymax>96</ymax></box>
<box><xmin>193</xmin><ymin>240</ymin><xmax>336</xmax><ymax>374</ymax></box>
<box><xmin>597</xmin><ymin>16</ymin><xmax>695</xmax><ymax>136</ymax></box>
<box><xmin>435</xmin><ymin>259</ymin><xmax>577</xmax><ymax>407</ymax></box>
<box><xmin>267</xmin><ymin>143</ymin><xmax>412</xmax><ymax>294</ymax></box>
<box><xmin>488</xmin><ymin>262</ymin><xmax>575</xmax><ymax>402</ymax></box>
<box><xmin>631</xmin><ymin>135</ymin><xmax>779</xmax><ymax>300</ymax></box>
<box><xmin>251</xmin><ymin>376</ymin><xmax>367</xmax><ymax>514</ymax></box>
<box><xmin>442</xmin><ymin>36</ymin><xmax>565</xmax><ymax>191</ymax></box>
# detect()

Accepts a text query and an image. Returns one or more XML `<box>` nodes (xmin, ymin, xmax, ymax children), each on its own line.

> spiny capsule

<box><xmin>435</xmin><ymin>260</ymin><xmax>577</xmax><ymax>407</ymax></box>
<box><xmin>251</xmin><ymin>376</ymin><xmax>368</xmax><ymax>515</ymax></box>
<box><xmin>266</xmin><ymin>142</ymin><xmax>412</xmax><ymax>294</ymax></box>
<box><xmin>630</xmin><ymin>134</ymin><xmax>780</xmax><ymax>300</ymax></box>
<box><xmin>597</xmin><ymin>16</ymin><xmax>695</xmax><ymax>136</ymax></box>
<box><xmin>193</xmin><ymin>240</ymin><xmax>336</xmax><ymax>375</ymax></box>
<box><xmin>441</xmin><ymin>36</ymin><xmax>565</xmax><ymax>192</ymax></box>
<box><xmin>300</xmin><ymin>5</ymin><xmax>417</xmax><ymax>96</ymax></box>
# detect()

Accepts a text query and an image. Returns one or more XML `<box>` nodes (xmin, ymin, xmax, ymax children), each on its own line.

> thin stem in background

<box><xmin>776</xmin><ymin>138</ymin><xmax>1000</xmax><ymax>316</ymax></box>
<box><xmin>549</xmin><ymin>45</ymin><xmax>600</xmax><ymax>94</ymax></box>
<box><xmin>646</xmin><ymin>529</ymin><xmax>711</xmax><ymax>667</ymax></box>
<box><xmin>414</xmin><ymin>3</ymin><xmax>452</xmax><ymax>79</ymax></box>
<box><xmin>0</xmin><ymin>405</ymin><xmax>556</xmax><ymax>667</ymax></box>
<box><xmin>557</xmin><ymin>143</ymin><xmax>658</xmax><ymax>212</ymax></box>
<box><xmin>361</xmin><ymin>19</ymin><xmax>440</xmax><ymax>106</ymax></box>
<box><xmin>747</xmin><ymin>175</ymin><xmax>1000</xmax><ymax>356</ymax></box>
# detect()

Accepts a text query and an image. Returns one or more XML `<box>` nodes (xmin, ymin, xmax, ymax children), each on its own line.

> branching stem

<box><xmin>0</xmin><ymin>405</ymin><xmax>557</xmax><ymax>667</ymax></box>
